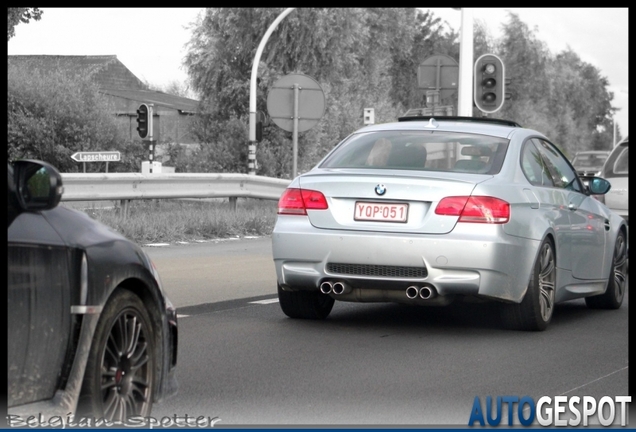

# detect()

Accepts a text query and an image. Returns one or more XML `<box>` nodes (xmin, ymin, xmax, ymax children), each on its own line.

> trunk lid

<box><xmin>298</xmin><ymin>168</ymin><xmax>488</xmax><ymax>234</ymax></box>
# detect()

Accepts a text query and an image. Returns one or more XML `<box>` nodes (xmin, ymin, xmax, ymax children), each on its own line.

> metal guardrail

<box><xmin>60</xmin><ymin>173</ymin><xmax>291</xmax><ymax>202</ymax></box>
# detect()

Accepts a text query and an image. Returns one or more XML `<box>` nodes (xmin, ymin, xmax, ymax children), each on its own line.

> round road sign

<box><xmin>267</xmin><ymin>73</ymin><xmax>325</xmax><ymax>133</ymax></box>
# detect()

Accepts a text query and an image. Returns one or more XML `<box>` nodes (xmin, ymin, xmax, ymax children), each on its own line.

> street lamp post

<box><xmin>248</xmin><ymin>8</ymin><xmax>295</xmax><ymax>175</ymax></box>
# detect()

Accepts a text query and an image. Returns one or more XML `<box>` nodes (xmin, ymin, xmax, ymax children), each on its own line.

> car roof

<box><xmin>356</xmin><ymin>116</ymin><xmax>523</xmax><ymax>139</ymax></box>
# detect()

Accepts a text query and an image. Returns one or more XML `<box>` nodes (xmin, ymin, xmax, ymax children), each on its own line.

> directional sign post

<box><xmin>418</xmin><ymin>54</ymin><xmax>459</xmax><ymax>115</ymax></box>
<box><xmin>71</xmin><ymin>151</ymin><xmax>121</xmax><ymax>173</ymax></box>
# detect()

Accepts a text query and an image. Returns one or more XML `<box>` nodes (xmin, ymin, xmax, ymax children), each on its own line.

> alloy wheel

<box><xmin>100</xmin><ymin>310</ymin><xmax>152</xmax><ymax>422</ymax></box>
<box><xmin>538</xmin><ymin>242</ymin><xmax>556</xmax><ymax>322</ymax></box>
<box><xmin>612</xmin><ymin>234</ymin><xmax>627</xmax><ymax>303</ymax></box>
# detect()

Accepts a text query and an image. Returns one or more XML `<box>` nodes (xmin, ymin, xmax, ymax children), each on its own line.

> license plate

<box><xmin>354</xmin><ymin>202</ymin><xmax>408</xmax><ymax>222</ymax></box>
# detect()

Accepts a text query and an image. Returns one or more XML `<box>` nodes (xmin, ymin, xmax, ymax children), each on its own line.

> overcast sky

<box><xmin>7</xmin><ymin>7</ymin><xmax>628</xmax><ymax>139</ymax></box>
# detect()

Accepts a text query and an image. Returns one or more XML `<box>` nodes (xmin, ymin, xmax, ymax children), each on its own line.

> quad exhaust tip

<box><xmin>332</xmin><ymin>281</ymin><xmax>349</xmax><ymax>295</ymax></box>
<box><xmin>405</xmin><ymin>284</ymin><xmax>437</xmax><ymax>300</ymax></box>
<box><xmin>419</xmin><ymin>285</ymin><xmax>436</xmax><ymax>300</ymax></box>
<box><xmin>320</xmin><ymin>281</ymin><xmax>333</xmax><ymax>295</ymax></box>
<box><xmin>406</xmin><ymin>286</ymin><xmax>419</xmax><ymax>299</ymax></box>
<box><xmin>320</xmin><ymin>281</ymin><xmax>352</xmax><ymax>295</ymax></box>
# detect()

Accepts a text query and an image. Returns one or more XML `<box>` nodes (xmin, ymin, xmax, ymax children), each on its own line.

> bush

<box><xmin>8</xmin><ymin>60</ymin><xmax>123</xmax><ymax>172</ymax></box>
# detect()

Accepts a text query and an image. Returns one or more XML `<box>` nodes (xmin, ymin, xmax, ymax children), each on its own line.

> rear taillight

<box><xmin>435</xmin><ymin>196</ymin><xmax>510</xmax><ymax>224</ymax></box>
<box><xmin>278</xmin><ymin>188</ymin><xmax>328</xmax><ymax>215</ymax></box>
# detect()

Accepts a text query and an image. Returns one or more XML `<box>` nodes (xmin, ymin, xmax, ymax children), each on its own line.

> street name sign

<box><xmin>71</xmin><ymin>151</ymin><xmax>121</xmax><ymax>162</ymax></box>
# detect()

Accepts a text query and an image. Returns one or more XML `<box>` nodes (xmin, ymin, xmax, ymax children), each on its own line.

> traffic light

<box><xmin>474</xmin><ymin>54</ymin><xmax>505</xmax><ymax>113</ymax></box>
<box><xmin>136</xmin><ymin>103</ymin><xmax>150</xmax><ymax>139</ymax></box>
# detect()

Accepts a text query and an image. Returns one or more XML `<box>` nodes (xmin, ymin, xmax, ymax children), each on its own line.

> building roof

<box><xmin>8</xmin><ymin>55</ymin><xmax>148</xmax><ymax>89</ymax></box>
<box><xmin>101</xmin><ymin>88</ymin><xmax>199</xmax><ymax>114</ymax></box>
<box><xmin>8</xmin><ymin>55</ymin><xmax>199</xmax><ymax>113</ymax></box>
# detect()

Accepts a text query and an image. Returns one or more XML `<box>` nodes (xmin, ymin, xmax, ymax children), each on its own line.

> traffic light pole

<box><xmin>457</xmin><ymin>8</ymin><xmax>473</xmax><ymax>117</ymax></box>
<box><xmin>148</xmin><ymin>104</ymin><xmax>155</xmax><ymax>173</ymax></box>
<box><xmin>137</xmin><ymin>103</ymin><xmax>157</xmax><ymax>174</ymax></box>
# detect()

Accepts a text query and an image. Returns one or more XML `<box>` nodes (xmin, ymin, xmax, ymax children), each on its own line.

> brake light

<box><xmin>278</xmin><ymin>188</ymin><xmax>328</xmax><ymax>215</ymax></box>
<box><xmin>435</xmin><ymin>196</ymin><xmax>510</xmax><ymax>224</ymax></box>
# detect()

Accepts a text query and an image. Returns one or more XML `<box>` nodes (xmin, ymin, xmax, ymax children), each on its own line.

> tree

<box><xmin>392</xmin><ymin>10</ymin><xmax>459</xmax><ymax>109</ymax></box>
<box><xmin>148</xmin><ymin>79</ymin><xmax>200</xmax><ymax>100</ymax></box>
<box><xmin>476</xmin><ymin>12</ymin><xmax>615</xmax><ymax>156</ymax></box>
<box><xmin>547</xmin><ymin>49</ymin><xmax>615</xmax><ymax>153</ymax></box>
<box><xmin>183</xmin><ymin>7</ymin><xmax>456</xmax><ymax>176</ymax></box>
<box><xmin>490</xmin><ymin>12</ymin><xmax>551</xmax><ymax>126</ymax></box>
<box><xmin>7</xmin><ymin>8</ymin><xmax>42</xmax><ymax>41</ymax></box>
<box><xmin>7</xmin><ymin>61</ymin><xmax>142</xmax><ymax>172</ymax></box>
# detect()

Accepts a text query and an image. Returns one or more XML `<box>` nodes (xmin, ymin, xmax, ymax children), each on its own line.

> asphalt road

<box><xmin>144</xmin><ymin>237</ymin><xmax>630</xmax><ymax>427</ymax></box>
<box><xmin>145</xmin><ymin>236</ymin><xmax>277</xmax><ymax>308</ymax></box>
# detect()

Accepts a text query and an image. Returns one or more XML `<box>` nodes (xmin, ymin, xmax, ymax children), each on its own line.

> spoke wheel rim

<box><xmin>538</xmin><ymin>243</ymin><xmax>556</xmax><ymax>322</ymax></box>
<box><xmin>612</xmin><ymin>234</ymin><xmax>627</xmax><ymax>303</ymax></box>
<box><xmin>100</xmin><ymin>309</ymin><xmax>152</xmax><ymax>422</ymax></box>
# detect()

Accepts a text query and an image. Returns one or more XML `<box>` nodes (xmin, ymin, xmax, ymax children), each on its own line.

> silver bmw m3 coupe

<box><xmin>272</xmin><ymin>116</ymin><xmax>627</xmax><ymax>331</ymax></box>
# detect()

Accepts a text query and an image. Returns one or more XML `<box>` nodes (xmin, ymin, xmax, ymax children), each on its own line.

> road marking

<box><xmin>178</xmin><ymin>298</ymin><xmax>278</xmax><ymax>317</ymax></box>
<box><xmin>143</xmin><ymin>236</ymin><xmax>263</xmax><ymax>247</ymax></box>
<box><xmin>249</xmin><ymin>298</ymin><xmax>279</xmax><ymax>304</ymax></box>
<box><xmin>560</xmin><ymin>366</ymin><xmax>629</xmax><ymax>395</ymax></box>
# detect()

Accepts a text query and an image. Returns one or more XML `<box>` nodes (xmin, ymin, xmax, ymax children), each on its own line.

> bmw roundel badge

<box><xmin>375</xmin><ymin>184</ymin><xmax>386</xmax><ymax>196</ymax></box>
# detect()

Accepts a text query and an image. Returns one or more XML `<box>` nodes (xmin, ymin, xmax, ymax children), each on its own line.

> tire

<box><xmin>501</xmin><ymin>239</ymin><xmax>556</xmax><ymax>331</ymax></box>
<box><xmin>277</xmin><ymin>284</ymin><xmax>335</xmax><ymax>319</ymax></box>
<box><xmin>585</xmin><ymin>230</ymin><xmax>627</xmax><ymax>309</ymax></box>
<box><xmin>79</xmin><ymin>290</ymin><xmax>155</xmax><ymax>422</ymax></box>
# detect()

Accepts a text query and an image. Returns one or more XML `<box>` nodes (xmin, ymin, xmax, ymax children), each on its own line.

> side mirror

<box><xmin>12</xmin><ymin>159</ymin><xmax>64</xmax><ymax>211</ymax></box>
<box><xmin>587</xmin><ymin>176</ymin><xmax>611</xmax><ymax>195</ymax></box>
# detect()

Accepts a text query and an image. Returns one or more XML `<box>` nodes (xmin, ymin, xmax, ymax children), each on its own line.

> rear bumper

<box><xmin>272</xmin><ymin>216</ymin><xmax>539</xmax><ymax>303</ymax></box>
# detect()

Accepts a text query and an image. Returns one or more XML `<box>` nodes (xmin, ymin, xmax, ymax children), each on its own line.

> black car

<box><xmin>7</xmin><ymin>159</ymin><xmax>178</xmax><ymax>423</ymax></box>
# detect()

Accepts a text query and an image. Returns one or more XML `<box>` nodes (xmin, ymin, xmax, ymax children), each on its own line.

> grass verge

<box><xmin>64</xmin><ymin>198</ymin><xmax>278</xmax><ymax>245</ymax></box>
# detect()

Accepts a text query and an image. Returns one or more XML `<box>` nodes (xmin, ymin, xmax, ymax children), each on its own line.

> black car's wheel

<box><xmin>501</xmin><ymin>239</ymin><xmax>556</xmax><ymax>331</ymax></box>
<box><xmin>278</xmin><ymin>284</ymin><xmax>335</xmax><ymax>319</ymax></box>
<box><xmin>79</xmin><ymin>289</ymin><xmax>155</xmax><ymax>422</ymax></box>
<box><xmin>585</xmin><ymin>230</ymin><xmax>627</xmax><ymax>309</ymax></box>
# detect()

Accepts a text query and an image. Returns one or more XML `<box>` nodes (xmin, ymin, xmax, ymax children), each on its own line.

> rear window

<box><xmin>320</xmin><ymin>131</ymin><xmax>509</xmax><ymax>174</ymax></box>
<box><xmin>572</xmin><ymin>152</ymin><xmax>608</xmax><ymax>169</ymax></box>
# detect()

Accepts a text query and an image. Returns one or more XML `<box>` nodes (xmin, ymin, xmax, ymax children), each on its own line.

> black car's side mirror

<box><xmin>12</xmin><ymin>159</ymin><xmax>64</xmax><ymax>211</ymax></box>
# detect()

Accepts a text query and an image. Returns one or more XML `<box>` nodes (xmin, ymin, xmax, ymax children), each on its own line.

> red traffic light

<box><xmin>483</xmin><ymin>63</ymin><xmax>496</xmax><ymax>74</ymax></box>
